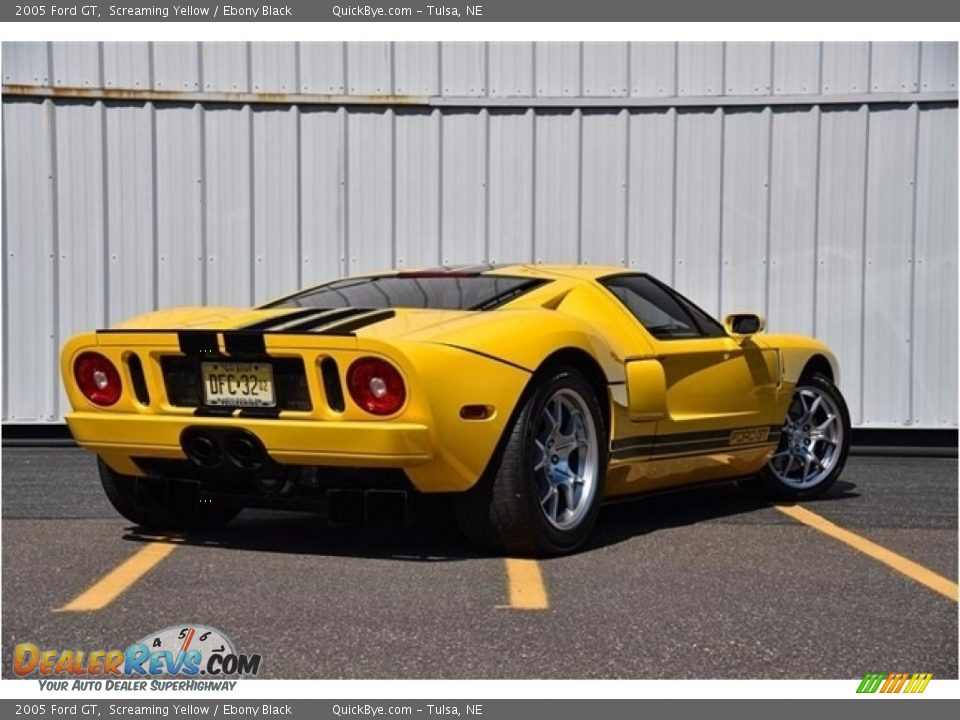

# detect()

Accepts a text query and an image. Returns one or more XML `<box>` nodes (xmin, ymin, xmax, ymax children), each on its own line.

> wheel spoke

<box><xmin>533</xmin><ymin>439</ymin><xmax>547</xmax><ymax>471</ymax></box>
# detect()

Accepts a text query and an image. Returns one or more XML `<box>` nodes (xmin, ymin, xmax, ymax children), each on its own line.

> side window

<box><xmin>601</xmin><ymin>275</ymin><xmax>725</xmax><ymax>340</ymax></box>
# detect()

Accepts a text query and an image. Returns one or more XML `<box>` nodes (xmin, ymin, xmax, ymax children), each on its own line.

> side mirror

<box><xmin>724</xmin><ymin>313</ymin><xmax>765</xmax><ymax>339</ymax></box>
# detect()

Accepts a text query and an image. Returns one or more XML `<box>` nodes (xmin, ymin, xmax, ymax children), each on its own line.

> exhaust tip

<box><xmin>224</xmin><ymin>432</ymin><xmax>265</xmax><ymax>470</ymax></box>
<box><xmin>183</xmin><ymin>432</ymin><xmax>222</xmax><ymax>469</ymax></box>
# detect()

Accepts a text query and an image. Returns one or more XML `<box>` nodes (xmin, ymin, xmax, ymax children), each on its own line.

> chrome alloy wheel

<box><xmin>767</xmin><ymin>385</ymin><xmax>844</xmax><ymax>490</ymax></box>
<box><xmin>533</xmin><ymin>389</ymin><xmax>599</xmax><ymax>531</ymax></box>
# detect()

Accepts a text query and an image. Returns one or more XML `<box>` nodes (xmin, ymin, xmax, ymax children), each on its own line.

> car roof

<box><xmin>392</xmin><ymin>263</ymin><xmax>630</xmax><ymax>281</ymax></box>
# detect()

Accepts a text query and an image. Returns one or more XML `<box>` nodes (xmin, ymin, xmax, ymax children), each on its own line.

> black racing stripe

<box><xmin>239</xmin><ymin>308</ymin><xmax>320</xmax><ymax>331</ymax></box>
<box><xmin>611</xmin><ymin>440</ymin><xmax>778</xmax><ymax>461</ymax></box>
<box><xmin>612</xmin><ymin>425</ymin><xmax>781</xmax><ymax>451</ymax></box>
<box><xmin>279</xmin><ymin>307</ymin><xmax>368</xmax><ymax>332</ymax></box>
<box><xmin>178</xmin><ymin>331</ymin><xmax>220</xmax><ymax>357</ymax></box>
<box><xmin>223</xmin><ymin>332</ymin><xmax>266</xmax><ymax>356</ymax></box>
<box><xmin>314</xmin><ymin>309</ymin><xmax>397</xmax><ymax>335</ymax></box>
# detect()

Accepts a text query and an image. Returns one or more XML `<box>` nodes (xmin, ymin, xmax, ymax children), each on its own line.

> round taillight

<box><xmin>74</xmin><ymin>352</ymin><xmax>122</xmax><ymax>406</ymax></box>
<box><xmin>346</xmin><ymin>357</ymin><xmax>406</xmax><ymax>416</ymax></box>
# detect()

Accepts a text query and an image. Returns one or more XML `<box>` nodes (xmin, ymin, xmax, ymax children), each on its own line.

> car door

<box><xmin>601</xmin><ymin>274</ymin><xmax>780</xmax><ymax>455</ymax></box>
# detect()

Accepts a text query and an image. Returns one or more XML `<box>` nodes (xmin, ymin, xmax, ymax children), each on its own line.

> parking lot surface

<box><xmin>2</xmin><ymin>448</ymin><xmax>956</xmax><ymax>678</ymax></box>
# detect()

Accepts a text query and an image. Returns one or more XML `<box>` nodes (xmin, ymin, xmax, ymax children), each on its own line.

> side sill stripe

<box><xmin>611</xmin><ymin>441</ymin><xmax>778</xmax><ymax>462</ymax></box>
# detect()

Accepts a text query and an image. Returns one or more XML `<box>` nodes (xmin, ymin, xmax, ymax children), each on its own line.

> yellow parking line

<box><xmin>775</xmin><ymin>504</ymin><xmax>958</xmax><ymax>602</ymax></box>
<box><xmin>56</xmin><ymin>542</ymin><xmax>178</xmax><ymax>612</ymax></box>
<box><xmin>503</xmin><ymin>558</ymin><xmax>549</xmax><ymax>610</ymax></box>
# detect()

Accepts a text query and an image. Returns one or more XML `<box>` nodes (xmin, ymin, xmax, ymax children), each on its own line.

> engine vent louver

<box><xmin>320</xmin><ymin>357</ymin><xmax>346</xmax><ymax>412</ymax></box>
<box><xmin>127</xmin><ymin>354</ymin><xmax>150</xmax><ymax>406</ymax></box>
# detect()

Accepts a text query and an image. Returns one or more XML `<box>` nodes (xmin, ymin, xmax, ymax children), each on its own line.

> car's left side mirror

<box><xmin>724</xmin><ymin>313</ymin><xmax>765</xmax><ymax>340</ymax></box>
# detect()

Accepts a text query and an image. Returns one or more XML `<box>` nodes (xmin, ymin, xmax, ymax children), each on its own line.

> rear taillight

<box><xmin>346</xmin><ymin>357</ymin><xmax>406</xmax><ymax>416</ymax></box>
<box><xmin>74</xmin><ymin>352</ymin><xmax>122</xmax><ymax>406</ymax></box>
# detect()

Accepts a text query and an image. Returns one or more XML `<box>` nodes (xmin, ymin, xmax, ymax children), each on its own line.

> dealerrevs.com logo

<box><xmin>856</xmin><ymin>673</ymin><xmax>933</xmax><ymax>694</ymax></box>
<box><xmin>14</xmin><ymin>625</ymin><xmax>261</xmax><ymax>691</ymax></box>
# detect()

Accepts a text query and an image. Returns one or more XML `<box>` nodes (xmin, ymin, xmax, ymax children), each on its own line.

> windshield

<box><xmin>264</xmin><ymin>275</ymin><xmax>546</xmax><ymax>311</ymax></box>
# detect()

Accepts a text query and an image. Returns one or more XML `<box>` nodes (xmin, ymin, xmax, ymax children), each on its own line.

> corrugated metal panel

<box><xmin>724</xmin><ymin>42</ymin><xmax>772</xmax><ymax>96</ymax></box>
<box><xmin>630</xmin><ymin>42</ymin><xmax>676</xmax><ymax>98</ymax></box>
<box><xmin>720</xmin><ymin>108</ymin><xmax>770</xmax><ymax>315</ymax></box>
<box><xmin>299</xmin><ymin>42</ymin><xmax>345</xmax><ymax>94</ymax></box>
<box><xmin>862</xmin><ymin>105</ymin><xmax>918</xmax><ymax>425</ymax></box>
<box><xmin>395</xmin><ymin>109</ymin><xmax>440</xmax><ymax>267</ymax></box>
<box><xmin>3</xmin><ymin>41</ymin><xmax>50</xmax><ymax>86</ymax></box>
<box><xmin>772</xmin><ymin>43</ymin><xmax>821</xmax><ymax>95</ymax></box>
<box><xmin>677</xmin><ymin>42</ymin><xmax>723</xmax><ymax>97</ymax></box>
<box><xmin>767</xmin><ymin>106</ymin><xmax>819</xmax><ymax>335</ymax></box>
<box><xmin>102</xmin><ymin>42</ymin><xmax>150</xmax><ymax>90</ymax></box>
<box><xmin>488</xmin><ymin>110</ymin><xmax>534</xmax><ymax>263</ymax></box>
<box><xmin>870</xmin><ymin>42</ymin><xmax>920</xmax><ymax>93</ymax></box>
<box><xmin>815</xmin><ymin>105</ymin><xmax>868</xmax><ymax>424</ymax></box>
<box><xmin>627</xmin><ymin>109</ymin><xmax>675</xmax><ymax>279</ymax></box>
<box><xmin>582</xmin><ymin>43</ymin><xmax>627</xmax><ymax>97</ymax></box>
<box><xmin>7</xmin><ymin>41</ymin><xmax>958</xmax><ymax>102</ymax></box>
<box><xmin>441</xmin><ymin>110</ymin><xmax>487</xmax><ymax>264</ymax></box>
<box><xmin>535</xmin><ymin>42</ymin><xmax>580</xmax><ymax>97</ymax></box>
<box><xmin>920</xmin><ymin>42</ymin><xmax>958</xmax><ymax>92</ymax></box>
<box><xmin>534</xmin><ymin>110</ymin><xmax>580</xmax><ymax>262</ymax></box>
<box><xmin>204</xmin><ymin>105</ymin><xmax>253</xmax><ymax>305</ymax></box>
<box><xmin>488</xmin><ymin>42</ymin><xmax>533</xmax><ymax>98</ymax></box>
<box><xmin>251</xmin><ymin>42</ymin><xmax>297</xmax><ymax>94</ymax></box>
<box><xmin>913</xmin><ymin>105</ymin><xmax>958</xmax><ymax>425</ymax></box>
<box><xmin>441</xmin><ymin>42</ymin><xmax>486</xmax><ymax>97</ymax></box>
<box><xmin>346</xmin><ymin>109</ymin><xmax>393</xmax><ymax>274</ymax></box>
<box><xmin>252</xmin><ymin>106</ymin><xmax>299</xmax><ymax>304</ymax></box>
<box><xmin>821</xmin><ymin>42</ymin><xmax>870</xmax><ymax>95</ymax></box>
<box><xmin>674</xmin><ymin>108</ymin><xmax>723</xmax><ymax>315</ymax></box>
<box><xmin>299</xmin><ymin>107</ymin><xmax>345</xmax><ymax>284</ymax></box>
<box><xmin>104</xmin><ymin>103</ymin><xmax>155</xmax><ymax>324</ymax></box>
<box><xmin>201</xmin><ymin>42</ymin><xmax>249</xmax><ymax>93</ymax></box>
<box><xmin>3</xmin><ymin>42</ymin><xmax>958</xmax><ymax>428</ymax></box>
<box><xmin>347</xmin><ymin>42</ymin><xmax>392</xmax><ymax>95</ymax></box>
<box><xmin>155</xmin><ymin>104</ymin><xmax>203</xmax><ymax>306</ymax></box>
<box><xmin>51</xmin><ymin>42</ymin><xmax>100</xmax><ymax>89</ymax></box>
<box><xmin>151</xmin><ymin>42</ymin><xmax>200</xmax><ymax>91</ymax></box>
<box><xmin>393</xmin><ymin>42</ymin><xmax>439</xmax><ymax>96</ymax></box>
<box><xmin>2</xmin><ymin>100</ymin><xmax>57</xmax><ymax>421</ymax></box>
<box><xmin>581</xmin><ymin>110</ymin><xmax>627</xmax><ymax>264</ymax></box>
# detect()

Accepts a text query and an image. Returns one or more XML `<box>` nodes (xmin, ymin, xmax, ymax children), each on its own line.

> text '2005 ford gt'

<box><xmin>61</xmin><ymin>265</ymin><xmax>850</xmax><ymax>555</ymax></box>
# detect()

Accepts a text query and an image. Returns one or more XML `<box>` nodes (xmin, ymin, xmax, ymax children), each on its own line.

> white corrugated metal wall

<box><xmin>2</xmin><ymin>41</ymin><xmax>957</xmax><ymax>428</ymax></box>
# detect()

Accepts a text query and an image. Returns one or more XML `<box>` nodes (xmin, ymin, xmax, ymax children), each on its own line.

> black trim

<box><xmin>237</xmin><ymin>408</ymin><xmax>283</xmax><ymax>419</ymax></box>
<box><xmin>611</xmin><ymin>425</ymin><xmax>782</xmax><ymax>461</ymax></box>
<box><xmin>239</xmin><ymin>308</ymin><xmax>318</xmax><ymax>331</ymax></box>
<box><xmin>178</xmin><ymin>331</ymin><xmax>220</xmax><ymax>357</ymax></box>
<box><xmin>127</xmin><ymin>353</ymin><xmax>151</xmax><ymax>406</ymax></box>
<box><xmin>436</xmin><ymin>343</ymin><xmax>534</xmax><ymax>374</ymax></box>
<box><xmin>193</xmin><ymin>407</ymin><xmax>235</xmax><ymax>417</ymax></box>
<box><xmin>223</xmin><ymin>332</ymin><xmax>266</xmax><ymax>356</ymax></box>
<box><xmin>279</xmin><ymin>307</ymin><xmax>367</xmax><ymax>332</ymax></box>
<box><xmin>317</xmin><ymin>309</ymin><xmax>396</xmax><ymax>335</ymax></box>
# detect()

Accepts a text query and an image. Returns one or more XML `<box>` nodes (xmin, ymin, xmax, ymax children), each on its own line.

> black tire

<box><xmin>748</xmin><ymin>373</ymin><xmax>851</xmax><ymax>501</ymax></box>
<box><xmin>98</xmin><ymin>458</ymin><xmax>239</xmax><ymax>530</ymax></box>
<box><xmin>454</xmin><ymin>366</ymin><xmax>608</xmax><ymax>557</ymax></box>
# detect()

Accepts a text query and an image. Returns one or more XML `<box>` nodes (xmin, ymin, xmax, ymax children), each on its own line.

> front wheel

<box><xmin>756</xmin><ymin>373</ymin><xmax>851</xmax><ymax>500</ymax></box>
<box><xmin>454</xmin><ymin>366</ymin><xmax>608</xmax><ymax>557</ymax></box>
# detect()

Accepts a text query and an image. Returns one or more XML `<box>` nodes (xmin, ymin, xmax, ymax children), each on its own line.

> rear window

<box><xmin>264</xmin><ymin>275</ymin><xmax>546</xmax><ymax>311</ymax></box>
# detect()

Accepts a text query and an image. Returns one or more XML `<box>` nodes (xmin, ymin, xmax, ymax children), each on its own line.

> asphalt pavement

<box><xmin>1</xmin><ymin>448</ymin><xmax>956</xmax><ymax>679</ymax></box>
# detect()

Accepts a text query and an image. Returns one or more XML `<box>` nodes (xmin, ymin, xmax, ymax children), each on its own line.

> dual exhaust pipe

<box><xmin>181</xmin><ymin>428</ymin><xmax>267</xmax><ymax>472</ymax></box>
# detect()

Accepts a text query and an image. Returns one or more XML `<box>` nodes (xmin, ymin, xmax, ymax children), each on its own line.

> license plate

<box><xmin>201</xmin><ymin>362</ymin><xmax>275</xmax><ymax>408</ymax></box>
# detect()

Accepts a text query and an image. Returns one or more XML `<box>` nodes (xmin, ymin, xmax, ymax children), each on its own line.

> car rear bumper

<box><xmin>66</xmin><ymin>411</ymin><xmax>438</xmax><ymax>484</ymax></box>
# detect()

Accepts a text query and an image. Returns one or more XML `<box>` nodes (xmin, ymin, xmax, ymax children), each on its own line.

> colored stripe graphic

<box><xmin>856</xmin><ymin>673</ymin><xmax>932</xmax><ymax>693</ymax></box>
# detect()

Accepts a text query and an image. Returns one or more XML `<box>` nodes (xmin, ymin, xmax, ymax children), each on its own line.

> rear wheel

<box><xmin>454</xmin><ymin>367</ymin><xmax>607</xmax><ymax>556</ymax></box>
<box><xmin>754</xmin><ymin>373</ymin><xmax>850</xmax><ymax>500</ymax></box>
<box><xmin>98</xmin><ymin>459</ymin><xmax>239</xmax><ymax>530</ymax></box>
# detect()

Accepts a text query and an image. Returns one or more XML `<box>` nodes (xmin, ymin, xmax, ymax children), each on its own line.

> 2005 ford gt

<box><xmin>61</xmin><ymin>265</ymin><xmax>850</xmax><ymax>555</ymax></box>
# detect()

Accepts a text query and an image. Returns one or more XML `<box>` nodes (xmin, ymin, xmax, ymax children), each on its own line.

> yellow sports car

<box><xmin>61</xmin><ymin>265</ymin><xmax>850</xmax><ymax>555</ymax></box>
